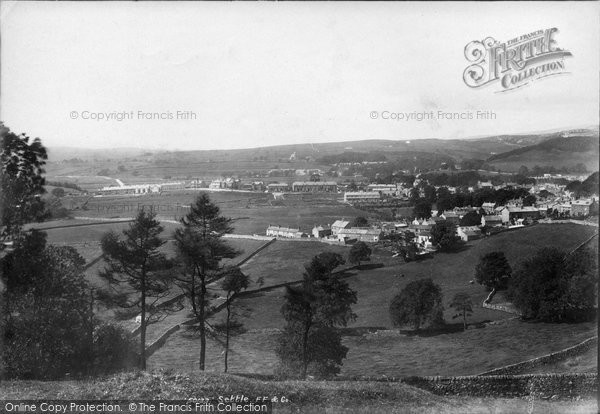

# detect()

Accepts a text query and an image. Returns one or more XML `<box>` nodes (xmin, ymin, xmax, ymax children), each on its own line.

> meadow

<box><xmin>148</xmin><ymin>223</ymin><xmax>598</xmax><ymax>377</ymax></box>
<box><xmin>67</xmin><ymin>190</ymin><xmax>370</xmax><ymax>235</ymax></box>
<box><xmin>31</xmin><ymin>210</ymin><xmax>598</xmax><ymax>378</ymax></box>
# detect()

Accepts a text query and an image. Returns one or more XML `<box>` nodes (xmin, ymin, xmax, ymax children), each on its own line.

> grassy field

<box><xmin>149</xmin><ymin>224</ymin><xmax>598</xmax><ymax>377</ymax></box>
<box><xmin>66</xmin><ymin>191</ymin><xmax>371</xmax><ymax>235</ymax></box>
<box><xmin>1</xmin><ymin>370</ymin><xmax>595</xmax><ymax>414</ymax></box>
<box><xmin>29</xmin><ymin>216</ymin><xmax>599</xmax><ymax>378</ymax></box>
<box><xmin>523</xmin><ymin>346</ymin><xmax>597</xmax><ymax>375</ymax></box>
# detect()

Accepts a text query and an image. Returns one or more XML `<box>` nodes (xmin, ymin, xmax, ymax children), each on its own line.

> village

<box><xmin>92</xmin><ymin>170</ymin><xmax>599</xmax><ymax>260</ymax></box>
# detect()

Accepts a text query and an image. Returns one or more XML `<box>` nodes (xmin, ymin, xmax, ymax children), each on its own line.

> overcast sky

<box><xmin>1</xmin><ymin>2</ymin><xmax>598</xmax><ymax>150</ymax></box>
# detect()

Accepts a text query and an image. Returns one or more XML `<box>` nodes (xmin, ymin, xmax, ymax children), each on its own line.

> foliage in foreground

<box><xmin>277</xmin><ymin>252</ymin><xmax>357</xmax><ymax>379</ymax></box>
<box><xmin>100</xmin><ymin>209</ymin><xmax>175</xmax><ymax>370</ymax></box>
<box><xmin>507</xmin><ymin>247</ymin><xmax>597</xmax><ymax>322</ymax></box>
<box><xmin>0</xmin><ymin>370</ymin><xmax>595</xmax><ymax>414</ymax></box>
<box><xmin>2</xmin><ymin>231</ymin><xmax>138</xmax><ymax>379</ymax></box>
<box><xmin>475</xmin><ymin>251</ymin><xmax>512</xmax><ymax>291</ymax></box>
<box><xmin>389</xmin><ymin>278</ymin><xmax>444</xmax><ymax>330</ymax></box>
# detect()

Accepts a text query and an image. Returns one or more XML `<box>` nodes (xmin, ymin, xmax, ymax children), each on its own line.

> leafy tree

<box><xmin>348</xmin><ymin>241</ymin><xmax>372</xmax><ymax>267</ymax></box>
<box><xmin>409</xmin><ymin>187</ymin><xmax>421</xmax><ymax>205</ymax></box>
<box><xmin>398</xmin><ymin>242</ymin><xmax>419</xmax><ymax>262</ymax></box>
<box><xmin>219</xmin><ymin>268</ymin><xmax>250</xmax><ymax>373</ymax></box>
<box><xmin>522</xmin><ymin>195</ymin><xmax>537</xmax><ymax>207</ymax></box>
<box><xmin>277</xmin><ymin>252</ymin><xmax>357</xmax><ymax>379</ymax></box>
<box><xmin>91</xmin><ymin>322</ymin><xmax>138</xmax><ymax>375</ymax></box>
<box><xmin>449</xmin><ymin>293</ymin><xmax>473</xmax><ymax>331</ymax></box>
<box><xmin>352</xmin><ymin>216</ymin><xmax>369</xmax><ymax>227</ymax></box>
<box><xmin>435</xmin><ymin>187</ymin><xmax>453</xmax><ymax>213</ymax></box>
<box><xmin>277</xmin><ymin>322</ymin><xmax>347</xmax><ymax>379</ymax></box>
<box><xmin>459</xmin><ymin>211</ymin><xmax>481</xmax><ymax>226</ymax></box>
<box><xmin>51</xmin><ymin>187</ymin><xmax>65</xmax><ymax>198</ymax></box>
<box><xmin>99</xmin><ymin>210</ymin><xmax>174</xmax><ymax>370</ymax></box>
<box><xmin>173</xmin><ymin>193</ymin><xmax>239</xmax><ymax>370</ymax></box>
<box><xmin>507</xmin><ymin>248</ymin><xmax>597</xmax><ymax>321</ymax></box>
<box><xmin>413</xmin><ymin>200</ymin><xmax>432</xmax><ymax>219</ymax></box>
<box><xmin>475</xmin><ymin>251</ymin><xmax>512</xmax><ymax>291</ymax></box>
<box><xmin>389</xmin><ymin>278</ymin><xmax>443</xmax><ymax>330</ymax></box>
<box><xmin>430</xmin><ymin>221</ymin><xmax>461</xmax><ymax>252</ymax></box>
<box><xmin>0</xmin><ymin>123</ymin><xmax>48</xmax><ymax>241</ymax></box>
<box><xmin>423</xmin><ymin>185</ymin><xmax>437</xmax><ymax>204</ymax></box>
<box><xmin>2</xmin><ymin>235</ymin><xmax>137</xmax><ymax>379</ymax></box>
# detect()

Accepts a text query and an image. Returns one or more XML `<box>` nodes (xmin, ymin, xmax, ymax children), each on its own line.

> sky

<box><xmin>1</xmin><ymin>1</ymin><xmax>598</xmax><ymax>150</ymax></box>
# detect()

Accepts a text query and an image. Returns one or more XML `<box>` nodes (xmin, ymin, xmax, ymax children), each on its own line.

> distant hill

<box><xmin>486</xmin><ymin>133</ymin><xmax>599</xmax><ymax>172</ymax></box>
<box><xmin>45</xmin><ymin>126</ymin><xmax>598</xmax><ymax>177</ymax></box>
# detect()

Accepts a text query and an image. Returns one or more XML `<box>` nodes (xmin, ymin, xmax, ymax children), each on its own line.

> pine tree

<box><xmin>99</xmin><ymin>209</ymin><xmax>173</xmax><ymax>370</ymax></box>
<box><xmin>173</xmin><ymin>193</ymin><xmax>239</xmax><ymax>370</ymax></box>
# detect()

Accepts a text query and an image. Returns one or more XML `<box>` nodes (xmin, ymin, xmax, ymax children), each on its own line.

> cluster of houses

<box><xmin>266</xmin><ymin>219</ymin><xmax>382</xmax><ymax>244</ymax></box>
<box><xmin>264</xmin><ymin>191</ymin><xmax>598</xmax><ymax>251</ymax></box>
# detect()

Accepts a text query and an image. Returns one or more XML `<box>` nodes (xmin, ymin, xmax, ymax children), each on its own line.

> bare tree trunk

<box><xmin>190</xmin><ymin>274</ymin><xmax>197</xmax><ymax>315</ymax></box>
<box><xmin>224</xmin><ymin>299</ymin><xmax>231</xmax><ymax>373</ymax></box>
<box><xmin>140</xmin><ymin>286</ymin><xmax>147</xmax><ymax>370</ymax></box>
<box><xmin>198</xmin><ymin>272</ymin><xmax>206</xmax><ymax>371</ymax></box>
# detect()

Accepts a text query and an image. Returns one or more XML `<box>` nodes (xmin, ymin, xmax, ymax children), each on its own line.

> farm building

<box><xmin>499</xmin><ymin>206</ymin><xmax>541</xmax><ymax>223</ymax></box>
<box><xmin>266</xmin><ymin>225</ymin><xmax>307</xmax><ymax>238</ymax></box>
<box><xmin>481</xmin><ymin>215</ymin><xmax>503</xmax><ymax>227</ymax></box>
<box><xmin>312</xmin><ymin>225</ymin><xmax>332</xmax><ymax>238</ymax></box>
<box><xmin>292</xmin><ymin>181</ymin><xmax>338</xmax><ymax>193</ymax></box>
<box><xmin>331</xmin><ymin>220</ymin><xmax>351</xmax><ymax>235</ymax></box>
<box><xmin>337</xmin><ymin>227</ymin><xmax>382</xmax><ymax>243</ymax></box>
<box><xmin>344</xmin><ymin>191</ymin><xmax>381</xmax><ymax>202</ymax></box>
<box><xmin>457</xmin><ymin>226</ymin><xmax>482</xmax><ymax>242</ymax></box>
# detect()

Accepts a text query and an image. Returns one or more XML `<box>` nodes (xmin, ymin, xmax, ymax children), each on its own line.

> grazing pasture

<box><xmin>66</xmin><ymin>191</ymin><xmax>370</xmax><ymax>235</ymax></box>
<box><xmin>148</xmin><ymin>223</ymin><xmax>598</xmax><ymax>377</ymax></box>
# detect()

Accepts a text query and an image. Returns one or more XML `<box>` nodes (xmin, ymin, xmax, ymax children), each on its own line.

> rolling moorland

<box><xmin>44</xmin><ymin>126</ymin><xmax>599</xmax><ymax>183</ymax></box>
<box><xmin>4</xmin><ymin>126</ymin><xmax>599</xmax><ymax>412</ymax></box>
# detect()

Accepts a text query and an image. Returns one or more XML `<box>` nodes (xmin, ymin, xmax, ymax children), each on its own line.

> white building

<box><xmin>337</xmin><ymin>227</ymin><xmax>382</xmax><ymax>243</ymax></box>
<box><xmin>331</xmin><ymin>220</ymin><xmax>351</xmax><ymax>235</ymax></box>
<box><xmin>457</xmin><ymin>226</ymin><xmax>482</xmax><ymax>242</ymax></box>
<box><xmin>266</xmin><ymin>225</ymin><xmax>306</xmax><ymax>238</ymax></box>
<box><xmin>344</xmin><ymin>192</ymin><xmax>381</xmax><ymax>202</ymax></box>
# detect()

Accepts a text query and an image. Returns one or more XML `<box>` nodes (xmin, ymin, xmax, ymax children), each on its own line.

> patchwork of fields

<box><xmin>63</xmin><ymin>191</ymin><xmax>372</xmax><ymax>236</ymax></box>
<box><xmin>31</xmin><ymin>208</ymin><xmax>599</xmax><ymax>378</ymax></box>
<box><xmin>146</xmin><ymin>223</ymin><xmax>598</xmax><ymax>377</ymax></box>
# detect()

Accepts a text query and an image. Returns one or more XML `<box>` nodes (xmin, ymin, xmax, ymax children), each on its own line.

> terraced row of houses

<box><xmin>266</xmin><ymin>219</ymin><xmax>382</xmax><ymax>243</ymax></box>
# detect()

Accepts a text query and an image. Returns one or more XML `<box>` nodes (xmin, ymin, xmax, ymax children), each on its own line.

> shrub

<box><xmin>507</xmin><ymin>247</ymin><xmax>597</xmax><ymax>321</ymax></box>
<box><xmin>93</xmin><ymin>323</ymin><xmax>139</xmax><ymax>375</ymax></box>
<box><xmin>389</xmin><ymin>278</ymin><xmax>444</xmax><ymax>330</ymax></box>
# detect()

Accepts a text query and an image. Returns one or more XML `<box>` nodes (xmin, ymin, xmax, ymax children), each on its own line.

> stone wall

<box><xmin>478</xmin><ymin>336</ymin><xmax>598</xmax><ymax>376</ymax></box>
<box><xmin>403</xmin><ymin>373</ymin><xmax>597</xmax><ymax>399</ymax></box>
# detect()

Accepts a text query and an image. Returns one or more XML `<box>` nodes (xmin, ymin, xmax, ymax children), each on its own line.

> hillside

<box><xmin>0</xmin><ymin>371</ymin><xmax>595</xmax><ymax>413</ymax></box>
<box><xmin>486</xmin><ymin>134</ymin><xmax>599</xmax><ymax>172</ymax></box>
<box><xmin>44</xmin><ymin>127</ymin><xmax>598</xmax><ymax>179</ymax></box>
